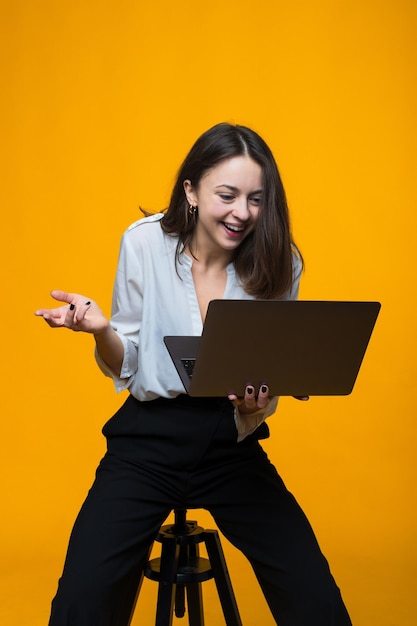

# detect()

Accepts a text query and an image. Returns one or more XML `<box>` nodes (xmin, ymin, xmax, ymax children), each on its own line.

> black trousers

<box><xmin>49</xmin><ymin>394</ymin><xmax>352</xmax><ymax>626</ymax></box>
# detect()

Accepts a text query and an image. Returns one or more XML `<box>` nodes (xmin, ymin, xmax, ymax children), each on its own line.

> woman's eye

<box><xmin>219</xmin><ymin>194</ymin><xmax>234</xmax><ymax>201</ymax></box>
<box><xmin>250</xmin><ymin>196</ymin><xmax>261</xmax><ymax>205</ymax></box>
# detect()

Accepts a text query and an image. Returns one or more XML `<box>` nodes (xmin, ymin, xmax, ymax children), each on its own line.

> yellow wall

<box><xmin>1</xmin><ymin>1</ymin><xmax>416</xmax><ymax>624</ymax></box>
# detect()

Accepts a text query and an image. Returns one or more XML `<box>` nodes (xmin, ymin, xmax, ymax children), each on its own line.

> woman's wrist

<box><xmin>93</xmin><ymin>319</ymin><xmax>111</xmax><ymax>338</ymax></box>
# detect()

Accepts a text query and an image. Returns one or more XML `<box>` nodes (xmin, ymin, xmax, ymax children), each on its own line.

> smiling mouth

<box><xmin>223</xmin><ymin>222</ymin><xmax>246</xmax><ymax>234</ymax></box>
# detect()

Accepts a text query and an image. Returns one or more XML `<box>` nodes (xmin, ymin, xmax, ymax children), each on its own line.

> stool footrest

<box><xmin>145</xmin><ymin>556</ymin><xmax>213</xmax><ymax>584</ymax></box>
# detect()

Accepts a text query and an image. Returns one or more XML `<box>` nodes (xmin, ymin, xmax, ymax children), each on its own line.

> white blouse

<box><xmin>96</xmin><ymin>213</ymin><xmax>301</xmax><ymax>440</ymax></box>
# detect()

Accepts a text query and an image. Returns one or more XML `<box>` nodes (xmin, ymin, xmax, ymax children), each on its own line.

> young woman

<box><xmin>36</xmin><ymin>123</ymin><xmax>352</xmax><ymax>625</ymax></box>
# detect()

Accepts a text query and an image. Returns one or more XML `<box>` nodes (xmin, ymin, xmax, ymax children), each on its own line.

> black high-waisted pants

<box><xmin>48</xmin><ymin>394</ymin><xmax>352</xmax><ymax>626</ymax></box>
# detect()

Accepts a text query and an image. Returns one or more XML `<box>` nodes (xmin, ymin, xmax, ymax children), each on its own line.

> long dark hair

<box><xmin>161</xmin><ymin>123</ymin><xmax>303</xmax><ymax>299</ymax></box>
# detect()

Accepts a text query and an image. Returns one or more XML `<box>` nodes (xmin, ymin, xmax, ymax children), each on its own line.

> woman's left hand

<box><xmin>228</xmin><ymin>385</ymin><xmax>271</xmax><ymax>414</ymax></box>
<box><xmin>228</xmin><ymin>386</ymin><xmax>310</xmax><ymax>414</ymax></box>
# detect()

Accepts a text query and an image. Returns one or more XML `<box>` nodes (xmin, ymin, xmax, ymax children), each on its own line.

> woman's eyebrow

<box><xmin>214</xmin><ymin>184</ymin><xmax>263</xmax><ymax>193</ymax></box>
<box><xmin>214</xmin><ymin>184</ymin><xmax>239</xmax><ymax>191</ymax></box>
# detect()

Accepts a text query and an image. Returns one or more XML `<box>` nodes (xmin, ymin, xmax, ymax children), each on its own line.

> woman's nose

<box><xmin>231</xmin><ymin>198</ymin><xmax>251</xmax><ymax>220</ymax></box>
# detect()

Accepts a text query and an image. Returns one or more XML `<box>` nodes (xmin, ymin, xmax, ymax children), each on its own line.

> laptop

<box><xmin>164</xmin><ymin>300</ymin><xmax>381</xmax><ymax>398</ymax></box>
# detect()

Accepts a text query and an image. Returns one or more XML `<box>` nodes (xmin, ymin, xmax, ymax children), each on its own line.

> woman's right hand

<box><xmin>35</xmin><ymin>290</ymin><xmax>109</xmax><ymax>335</ymax></box>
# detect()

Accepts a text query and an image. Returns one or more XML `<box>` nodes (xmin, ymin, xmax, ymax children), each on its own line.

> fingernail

<box><xmin>69</xmin><ymin>304</ymin><xmax>75</xmax><ymax>310</ymax></box>
<box><xmin>247</xmin><ymin>386</ymin><xmax>254</xmax><ymax>395</ymax></box>
<box><xmin>85</xmin><ymin>301</ymin><xmax>91</xmax><ymax>305</ymax></box>
<box><xmin>261</xmin><ymin>385</ymin><xmax>267</xmax><ymax>394</ymax></box>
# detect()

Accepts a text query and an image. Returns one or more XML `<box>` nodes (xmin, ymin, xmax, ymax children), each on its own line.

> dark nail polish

<box><xmin>69</xmin><ymin>304</ymin><xmax>75</xmax><ymax>310</ymax></box>
<box><xmin>261</xmin><ymin>385</ymin><xmax>267</xmax><ymax>394</ymax></box>
<box><xmin>85</xmin><ymin>301</ymin><xmax>91</xmax><ymax>306</ymax></box>
<box><xmin>247</xmin><ymin>387</ymin><xmax>254</xmax><ymax>395</ymax></box>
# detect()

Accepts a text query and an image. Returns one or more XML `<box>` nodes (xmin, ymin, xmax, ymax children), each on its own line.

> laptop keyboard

<box><xmin>181</xmin><ymin>358</ymin><xmax>196</xmax><ymax>379</ymax></box>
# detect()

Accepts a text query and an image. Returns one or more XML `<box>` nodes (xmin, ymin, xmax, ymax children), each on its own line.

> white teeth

<box><xmin>224</xmin><ymin>223</ymin><xmax>244</xmax><ymax>232</ymax></box>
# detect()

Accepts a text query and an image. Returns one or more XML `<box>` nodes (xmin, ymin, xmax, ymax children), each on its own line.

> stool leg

<box><xmin>203</xmin><ymin>530</ymin><xmax>243</xmax><ymax>626</ymax></box>
<box><xmin>155</xmin><ymin>538</ymin><xmax>179</xmax><ymax>626</ymax></box>
<box><xmin>186</xmin><ymin>582</ymin><xmax>204</xmax><ymax>626</ymax></box>
<box><xmin>184</xmin><ymin>543</ymin><xmax>204</xmax><ymax>626</ymax></box>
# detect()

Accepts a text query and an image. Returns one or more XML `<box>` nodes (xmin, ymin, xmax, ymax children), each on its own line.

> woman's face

<box><xmin>184</xmin><ymin>155</ymin><xmax>263</xmax><ymax>257</ymax></box>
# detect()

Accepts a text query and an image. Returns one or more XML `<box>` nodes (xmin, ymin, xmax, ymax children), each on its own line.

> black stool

<box><xmin>143</xmin><ymin>509</ymin><xmax>243</xmax><ymax>626</ymax></box>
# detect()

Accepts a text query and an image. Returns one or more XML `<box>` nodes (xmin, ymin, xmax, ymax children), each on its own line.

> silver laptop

<box><xmin>164</xmin><ymin>300</ymin><xmax>381</xmax><ymax>397</ymax></box>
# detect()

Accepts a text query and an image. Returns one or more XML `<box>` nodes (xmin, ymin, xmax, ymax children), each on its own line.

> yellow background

<box><xmin>1</xmin><ymin>0</ymin><xmax>416</xmax><ymax>624</ymax></box>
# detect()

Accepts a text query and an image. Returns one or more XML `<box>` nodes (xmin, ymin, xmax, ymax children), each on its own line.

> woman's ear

<box><xmin>183</xmin><ymin>179</ymin><xmax>197</xmax><ymax>206</ymax></box>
